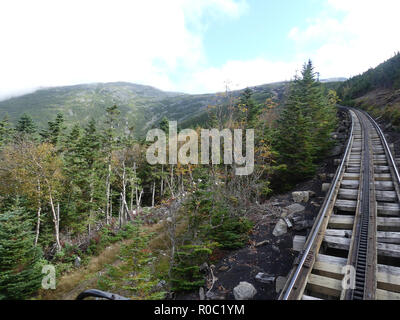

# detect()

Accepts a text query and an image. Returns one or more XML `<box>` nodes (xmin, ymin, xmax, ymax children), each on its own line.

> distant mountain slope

<box><xmin>0</xmin><ymin>81</ymin><xmax>288</xmax><ymax>136</ymax></box>
<box><xmin>337</xmin><ymin>53</ymin><xmax>400</xmax><ymax>128</ymax></box>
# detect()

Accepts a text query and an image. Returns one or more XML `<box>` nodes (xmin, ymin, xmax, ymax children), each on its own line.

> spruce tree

<box><xmin>41</xmin><ymin>113</ymin><xmax>65</xmax><ymax>146</ymax></box>
<box><xmin>0</xmin><ymin>116</ymin><xmax>13</xmax><ymax>148</ymax></box>
<box><xmin>276</xmin><ymin>81</ymin><xmax>316</xmax><ymax>187</ymax></box>
<box><xmin>0</xmin><ymin>205</ymin><xmax>43</xmax><ymax>300</ymax></box>
<box><xmin>15</xmin><ymin>113</ymin><xmax>37</xmax><ymax>135</ymax></box>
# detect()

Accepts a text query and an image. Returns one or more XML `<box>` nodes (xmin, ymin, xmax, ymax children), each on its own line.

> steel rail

<box><xmin>281</xmin><ymin>108</ymin><xmax>355</xmax><ymax>300</ymax></box>
<box><xmin>362</xmin><ymin>110</ymin><xmax>400</xmax><ymax>186</ymax></box>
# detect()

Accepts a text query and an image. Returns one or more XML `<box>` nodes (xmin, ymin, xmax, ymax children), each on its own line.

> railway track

<box><xmin>279</xmin><ymin>107</ymin><xmax>400</xmax><ymax>300</ymax></box>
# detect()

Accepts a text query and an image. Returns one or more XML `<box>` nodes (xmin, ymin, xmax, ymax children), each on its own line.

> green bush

<box><xmin>170</xmin><ymin>244</ymin><xmax>215</xmax><ymax>292</ymax></box>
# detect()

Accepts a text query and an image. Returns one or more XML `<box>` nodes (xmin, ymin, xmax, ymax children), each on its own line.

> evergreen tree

<box><xmin>275</xmin><ymin>60</ymin><xmax>337</xmax><ymax>189</ymax></box>
<box><xmin>15</xmin><ymin>113</ymin><xmax>37</xmax><ymax>136</ymax></box>
<box><xmin>0</xmin><ymin>116</ymin><xmax>13</xmax><ymax>148</ymax></box>
<box><xmin>0</xmin><ymin>205</ymin><xmax>43</xmax><ymax>300</ymax></box>
<box><xmin>238</xmin><ymin>88</ymin><xmax>260</xmax><ymax>126</ymax></box>
<box><xmin>41</xmin><ymin>113</ymin><xmax>65</xmax><ymax>146</ymax></box>
<box><xmin>275</xmin><ymin>81</ymin><xmax>316</xmax><ymax>187</ymax></box>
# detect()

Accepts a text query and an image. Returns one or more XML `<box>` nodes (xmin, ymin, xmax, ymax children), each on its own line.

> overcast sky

<box><xmin>0</xmin><ymin>0</ymin><xmax>399</xmax><ymax>100</ymax></box>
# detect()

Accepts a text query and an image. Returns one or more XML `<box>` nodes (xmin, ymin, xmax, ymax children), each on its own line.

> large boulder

<box><xmin>286</xmin><ymin>203</ymin><xmax>305</xmax><ymax>215</ymax></box>
<box><xmin>272</xmin><ymin>219</ymin><xmax>287</xmax><ymax>237</ymax></box>
<box><xmin>233</xmin><ymin>282</ymin><xmax>257</xmax><ymax>300</ymax></box>
<box><xmin>292</xmin><ymin>191</ymin><xmax>309</xmax><ymax>203</ymax></box>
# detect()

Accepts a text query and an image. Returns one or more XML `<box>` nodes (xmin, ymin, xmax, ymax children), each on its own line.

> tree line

<box><xmin>0</xmin><ymin>60</ymin><xmax>338</xmax><ymax>298</ymax></box>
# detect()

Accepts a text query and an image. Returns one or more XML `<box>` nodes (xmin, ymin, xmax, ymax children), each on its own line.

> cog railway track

<box><xmin>279</xmin><ymin>107</ymin><xmax>400</xmax><ymax>300</ymax></box>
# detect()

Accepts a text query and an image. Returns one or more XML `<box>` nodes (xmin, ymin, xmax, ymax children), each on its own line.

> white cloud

<box><xmin>289</xmin><ymin>0</ymin><xmax>400</xmax><ymax>79</ymax></box>
<box><xmin>180</xmin><ymin>59</ymin><xmax>297</xmax><ymax>93</ymax></box>
<box><xmin>1</xmin><ymin>0</ymin><xmax>399</xmax><ymax>99</ymax></box>
<box><xmin>0</xmin><ymin>0</ymin><xmax>246</xmax><ymax>99</ymax></box>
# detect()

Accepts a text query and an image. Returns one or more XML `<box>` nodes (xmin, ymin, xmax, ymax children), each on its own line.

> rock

<box><xmin>272</xmin><ymin>245</ymin><xmax>280</xmax><ymax>253</ymax></box>
<box><xmin>319</xmin><ymin>173</ymin><xmax>327</xmax><ymax>181</ymax></box>
<box><xmin>272</xmin><ymin>219</ymin><xmax>287</xmax><ymax>237</ymax></box>
<box><xmin>74</xmin><ymin>256</ymin><xmax>81</xmax><ymax>267</ymax></box>
<box><xmin>199</xmin><ymin>287</ymin><xmax>205</xmax><ymax>300</ymax></box>
<box><xmin>293</xmin><ymin>219</ymin><xmax>314</xmax><ymax>231</ymax></box>
<box><xmin>156</xmin><ymin>280</ymin><xmax>167</xmax><ymax>289</ymax></box>
<box><xmin>330</xmin><ymin>145</ymin><xmax>342</xmax><ymax>157</ymax></box>
<box><xmin>322</xmin><ymin>183</ymin><xmax>331</xmax><ymax>192</ymax></box>
<box><xmin>255</xmin><ymin>273</ymin><xmax>275</xmax><ymax>284</ymax></box>
<box><xmin>292</xmin><ymin>191</ymin><xmax>309</xmax><ymax>203</ymax></box>
<box><xmin>275</xmin><ymin>276</ymin><xmax>288</xmax><ymax>293</ymax></box>
<box><xmin>166</xmin><ymin>217</ymin><xmax>173</xmax><ymax>223</ymax></box>
<box><xmin>280</xmin><ymin>208</ymin><xmax>289</xmax><ymax>218</ymax></box>
<box><xmin>233</xmin><ymin>282</ymin><xmax>257</xmax><ymax>300</ymax></box>
<box><xmin>308</xmin><ymin>191</ymin><xmax>316</xmax><ymax>198</ymax></box>
<box><xmin>334</xmin><ymin>158</ymin><xmax>342</xmax><ymax>166</ymax></box>
<box><xmin>293</xmin><ymin>235</ymin><xmax>306</xmax><ymax>252</ymax></box>
<box><xmin>286</xmin><ymin>203</ymin><xmax>305</xmax><ymax>215</ymax></box>
<box><xmin>206</xmin><ymin>291</ymin><xmax>225</xmax><ymax>300</ymax></box>
<box><xmin>255</xmin><ymin>240</ymin><xmax>270</xmax><ymax>247</ymax></box>
<box><xmin>311</xmin><ymin>201</ymin><xmax>320</xmax><ymax>208</ymax></box>
<box><xmin>199</xmin><ymin>262</ymin><xmax>209</xmax><ymax>272</ymax></box>
<box><xmin>219</xmin><ymin>265</ymin><xmax>229</xmax><ymax>272</ymax></box>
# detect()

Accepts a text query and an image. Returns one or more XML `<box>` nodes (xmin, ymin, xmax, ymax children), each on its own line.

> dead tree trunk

<box><xmin>105</xmin><ymin>163</ymin><xmax>111</xmax><ymax>225</ymax></box>
<box><xmin>152</xmin><ymin>181</ymin><xmax>156</xmax><ymax>207</ymax></box>
<box><xmin>34</xmin><ymin>179</ymin><xmax>41</xmax><ymax>247</ymax></box>
<box><xmin>49</xmin><ymin>192</ymin><xmax>61</xmax><ymax>252</ymax></box>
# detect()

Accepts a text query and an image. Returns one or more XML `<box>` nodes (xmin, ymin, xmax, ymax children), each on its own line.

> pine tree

<box><xmin>41</xmin><ymin>113</ymin><xmax>65</xmax><ymax>147</ymax></box>
<box><xmin>0</xmin><ymin>205</ymin><xmax>43</xmax><ymax>300</ymax></box>
<box><xmin>15</xmin><ymin>113</ymin><xmax>37</xmax><ymax>135</ymax></box>
<box><xmin>275</xmin><ymin>60</ymin><xmax>337</xmax><ymax>188</ymax></box>
<box><xmin>275</xmin><ymin>83</ymin><xmax>316</xmax><ymax>187</ymax></box>
<box><xmin>0</xmin><ymin>116</ymin><xmax>13</xmax><ymax>148</ymax></box>
<box><xmin>238</xmin><ymin>88</ymin><xmax>260</xmax><ymax>126</ymax></box>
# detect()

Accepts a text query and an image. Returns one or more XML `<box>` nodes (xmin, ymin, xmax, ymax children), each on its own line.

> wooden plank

<box><xmin>343</xmin><ymin>173</ymin><xmax>360</xmax><ymax>180</ymax></box>
<box><xmin>341</xmin><ymin>180</ymin><xmax>359</xmax><ymax>189</ymax></box>
<box><xmin>329</xmin><ymin>215</ymin><xmax>354</xmax><ymax>229</ymax></box>
<box><xmin>338</xmin><ymin>189</ymin><xmax>358</xmax><ymax>200</ymax></box>
<box><xmin>378</xmin><ymin>243</ymin><xmax>400</xmax><ymax>258</ymax></box>
<box><xmin>346</xmin><ymin>167</ymin><xmax>360</xmax><ymax>173</ymax></box>
<box><xmin>375</xmin><ymin>166</ymin><xmax>390</xmax><ymax>173</ymax></box>
<box><xmin>375</xmin><ymin>181</ymin><xmax>395</xmax><ymax>191</ymax></box>
<box><xmin>378</xmin><ymin>232</ymin><xmax>400</xmax><ymax>244</ymax></box>
<box><xmin>302</xmin><ymin>295</ymin><xmax>322</xmax><ymax>300</ymax></box>
<box><xmin>376</xmin><ymin>289</ymin><xmax>400</xmax><ymax>300</ymax></box>
<box><xmin>377</xmin><ymin>203</ymin><xmax>400</xmax><ymax>216</ymax></box>
<box><xmin>325</xmin><ymin>229</ymin><xmax>352</xmax><ymax>238</ymax></box>
<box><xmin>335</xmin><ymin>199</ymin><xmax>357</xmax><ymax>212</ymax></box>
<box><xmin>377</xmin><ymin>264</ymin><xmax>400</xmax><ymax>293</ymax></box>
<box><xmin>324</xmin><ymin>236</ymin><xmax>350</xmax><ymax>250</ymax></box>
<box><xmin>375</xmin><ymin>174</ymin><xmax>393</xmax><ymax>181</ymax></box>
<box><xmin>378</xmin><ymin>217</ymin><xmax>400</xmax><ymax>231</ymax></box>
<box><xmin>376</xmin><ymin>190</ymin><xmax>397</xmax><ymax>202</ymax></box>
<box><xmin>307</xmin><ymin>274</ymin><xmax>342</xmax><ymax>298</ymax></box>
<box><xmin>313</xmin><ymin>254</ymin><xmax>347</xmax><ymax>279</ymax></box>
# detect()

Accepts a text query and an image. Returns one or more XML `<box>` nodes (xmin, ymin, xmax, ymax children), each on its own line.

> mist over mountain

<box><xmin>0</xmin><ymin>81</ymin><xmax>289</xmax><ymax>136</ymax></box>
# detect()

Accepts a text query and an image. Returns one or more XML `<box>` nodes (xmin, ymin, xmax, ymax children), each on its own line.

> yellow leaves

<box><xmin>0</xmin><ymin>141</ymin><xmax>63</xmax><ymax>201</ymax></box>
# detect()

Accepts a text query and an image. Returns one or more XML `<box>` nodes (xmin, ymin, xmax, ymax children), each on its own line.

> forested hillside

<box><xmin>0</xmin><ymin>82</ymin><xmax>288</xmax><ymax>137</ymax></box>
<box><xmin>337</xmin><ymin>52</ymin><xmax>400</xmax><ymax>128</ymax></box>
<box><xmin>0</xmin><ymin>60</ymin><xmax>340</xmax><ymax>300</ymax></box>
